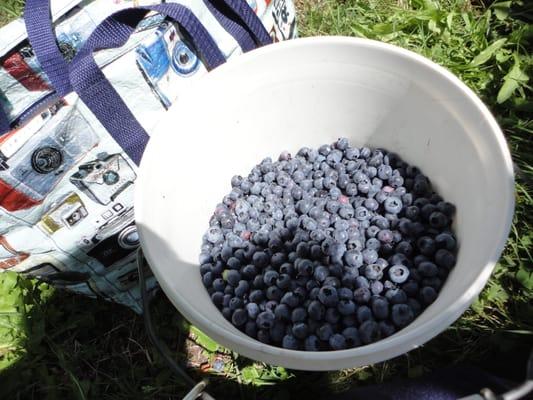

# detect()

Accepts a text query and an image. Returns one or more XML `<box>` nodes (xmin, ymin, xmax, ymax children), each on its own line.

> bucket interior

<box><xmin>136</xmin><ymin>38</ymin><xmax>514</xmax><ymax>370</ymax></box>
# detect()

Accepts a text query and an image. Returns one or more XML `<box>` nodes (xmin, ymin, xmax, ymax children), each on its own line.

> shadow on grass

<box><xmin>0</xmin><ymin>268</ymin><xmax>532</xmax><ymax>400</ymax></box>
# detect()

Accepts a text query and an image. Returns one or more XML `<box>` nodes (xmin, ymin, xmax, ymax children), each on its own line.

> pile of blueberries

<box><xmin>199</xmin><ymin>138</ymin><xmax>457</xmax><ymax>351</ymax></box>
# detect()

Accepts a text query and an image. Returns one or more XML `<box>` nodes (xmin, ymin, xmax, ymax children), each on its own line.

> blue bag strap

<box><xmin>24</xmin><ymin>0</ymin><xmax>73</xmax><ymax>96</ymax></box>
<box><xmin>217</xmin><ymin>0</ymin><xmax>272</xmax><ymax>46</ymax></box>
<box><xmin>203</xmin><ymin>0</ymin><xmax>271</xmax><ymax>51</ymax></box>
<box><xmin>0</xmin><ymin>102</ymin><xmax>10</xmax><ymax>135</ymax></box>
<box><xmin>68</xmin><ymin>4</ymin><xmax>226</xmax><ymax>165</ymax></box>
<box><xmin>24</xmin><ymin>0</ymin><xmax>270</xmax><ymax>97</ymax></box>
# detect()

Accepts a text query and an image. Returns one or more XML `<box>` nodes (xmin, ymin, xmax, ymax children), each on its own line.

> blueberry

<box><xmin>342</xmin><ymin>327</ymin><xmax>361</xmax><ymax>347</ymax></box>
<box><xmin>304</xmin><ymin>335</ymin><xmax>321</xmax><ymax>351</ymax></box>
<box><xmin>245</xmin><ymin>321</ymin><xmax>258</xmax><ymax>337</ymax></box>
<box><xmin>420</xmin><ymin>286</ymin><xmax>438</xmax><ymax>305</ymax></box>
<box><xmin>246</xmin><ymin>302</ymin><xmax>260</xmax><ymax>319</ymax></box>
<box><xmin>384</xmin><ymin>197</ymin><xmax>403</xmax><ymax>214</ymax></box>
<box><xmin>211</xmin><ymin>292</ymin><xmax>224</xmax><ymax>306</ymax></box>
<box><xmin>329</xmin><ymin>333</ymin><xmax>347</xmax><ymax>350</ymax></box>
<box><xmin>270</xmin><ymin>321</ymin><xmax>286</xmax><ymax>343</ymax></box>
<box><xmin>418</xmin><ymin>261</ymin><xmax>438</xmax><ymax>277</ymax></box>
<box><xmin>364</xmin><ymin>264</ymin><xmax>383</xmax><ymax>280</ymax></box>
<box><xmin>391</xmin><ymin>304</ymin><xmax>414</xmax><ymax>328</ymax></box>
<box><xmin>378</xmin><ymin>321</ymin><xmax>396</xmax><ymax>338</ymax></box>
<box><xmin>229</xmin><ymin>297</ymin><xmax>243</xmax><ymax>310</ymax></box>
<box><xmin>291</xmin><ymin>307</ymin><xmax>307</xmax><ymax>323</ymax></box>
<box><xmin>280</xmin><ymin>263</ymin><xmax>295</xmax><ymax>276</ymax></box>
<box><xmin>297</xmin><ymin>259</ymin><xmax>314</xmax><ymax>276</ymax></box>
<box><xmin>324</xmin><ymin>276</ymin><xmax>341</xmax><ymax>288</ymax></box>
<box><xmin>292</xmin><ymin>322</ymin><xmax>309</xmax><ymax>339</ymax></box>
<box><xmin>257</xmin><ymin>329</ymin><xmax>271</xmax><ymax>344</ymax></box>
<box><xmin>434</xmin><ymin>249</ymin><xmax>456</xmax><ymax>269</ymax></box>
<box><xmin>252</xmin><ymin>251</ymin><xmax>269</xmax><ymax>268</ymax></box>
<box><xmin>222</xmin><ymin>307</ymin><xmax>232</xmax><ymax>320</ymax></box>
<box><xmin>275</xmin><ymin>273</ymin><xmax>291</xmax><ymax>290</ymax></box>
<box><xmin>377</xmin><ymin>229</ymin><xmax>394</xmax><ymax>244</ymax></box>
<box><xmin>325</xmin><ymin>307</ymin><xmax>341</xmax><ymax>324</ymax></box>
<box><xmin>407</xmin><ymin>298</ymin><xmax>422</xmax><ymax>316</ymax></box>
<box><xmin>437</xmin><ymin>201</ymin><xmax>456</xmax><ymax>217</ymax></box>
<box><xmin>370</xmin><ymin>280</ymin><xmax>384</xmax><ymax>295</ymax></box>
<box><xmin>401</xmin><ymin>281</ymin><xmax>419</xmax><ymax>297</ymax></box>
<box><xmin>420</xmin><ymin>203</ymin><xmax>437</xmax><ymax>221</ymax></box>
<box><xmin>282</xmin><ymin>334</ymin><xmax>299</xmax><ymax>350</ymax></box>
<box><xmin>338</xmin><ymin>287</ymin><xmax>353</xmax><ymax>300</ymax></box>
<box><xmin>274</xmin><ymin>304</ymin><xmax>291</xmax><ymax>322</ymax></box>
<box><xmin>428</xmin><ymin>211</ymin><xmax>449</xmax><ymax>229</ymax></box>
<box><xmin>366</xmin><ymin>238</ymin><xmax>381</xmax><ymax>250</ymax></box>
<box><xmin>422</xmin><ymin>276</ymin><xmax>443</xmax><ymax>290</ymax></box>
<box><xmin>341</xmin><ymin>271</ymin><xmax>359</xmax><ymax>288</ymax></box>
<box><xmin>266</xmin><ymin>286</ymin><xmax>283</xmax><ymax>301</ymax></box>
<box><xmin>435</xmin><ymin>232</ymin><xmax>457</xmax><ymax>251</ymax></box>
<box><xmin>224</xmin><ymin>286</ymin><xmax>234</xmax><ymax>295</ymax></box>
<box><xmin>337</xmin><ymin>299</ymin><xmax>356</xmax><ymax>316</ymax></box>
<box><xmin>354</xmin><ymin>276</ymin><xmax>370</xmax><ymax>289</ymax></box>
<box><xmin>328</xmin><ymin>242</ymin><xmax>346</xmax><ymax>264</ymax></box>
<box><xmin>318</xmin><ymin>286</ymin><xmax>339</xmax><ymax>307</ymax></box>
<box><xmin>388</xmin><ymin>265</ymin><xmax>410</xmax><ymax>284</ymax></box>
<box><xmin>371</xmin><ymin>296</ymin><xmax>389</xmax><ymax>320</ymax></box>
<box><xmin>263</xmin><ymin>270</ymin><xmax>279</xmax><ymax>286</ymax></box>
<box><xmin>224</xmin><ymin>270</ymin><xmax>241</xmax><ymax>286</ymax></box>
<box><xmin>206</xmin><ymin>227</ymin><xmax>223</xmax><ymax>243</ymax></box>
<box><xmin>317</xmin><ymin>323</ymin><xmax>334</xmax><ymax>341</ymax></box>
<box><xmin>252</xmin><ymin>275</ymin><xmax>265</xmax><ymax>289</ymax></box>
<box><xmin>202</xmin><ymin>271</ymin><xmax>214</xmax><ymax>287</ymax></box>
<box><xmin>271</xmin><ymin>252</ymin><xmax>287</xmax><ymax>267</ymax></box>
<box><xmin>345</xmin><ymin>183</ymin><xmax>358</xmax><ymax>196</ymax></box>
<box><xmin>395</xmin><ymin>241</ymin><xmax>413</xmax><ymax>256</ymax></box>
<box><xmin>344</xmin><ymin>250</ymin><xmax>363</xmax><ymax>268</ymax></box>
<box><xmin>353</xmin><ymin>287</ymin><xmax>371</xmax><ymax>304</ymax></box>
<box><xmin>242</xmin><ymin>265</ymin><xmax>258</xmax><ymax>280</ymax></box>
<box><xmin>388</xmin><ymin>288</ymin><xmax>408</xmax><ymax>304</ymax></box>
<box><xmin>362</xmin><ymin>249</ymin><xmax>378</xmax><ymax>264</ymax></box>
<box><xmin>364</xmin><ymin>198</ymin><xmax>379</xmax><ymax>211</ymax></box>
<box><xmin>232</xmin><ymin>309</ymin><xmax>248</xmax><ymax>326</ymax></box>
<box><xmin>235</xmin><ymin>281</ymin><xmax>250</xmax><ymax>297</ymax></box>
<box><xmin>308</xmin><ymin>300</ymin><xmax>326</xmax><ymax>320</ymax></box>
<box><xmin>338</xmin><ymin>205</ymin><xmax>355</xmax><ymax>219</ymax></box>
<box><xmin>256</xmin><ymin>311</ymin><xmax>275</xmax><ymax>329</ymax></box>
<box><xmin>345</xmin><ymin>147</ymin><xmax>360</xmax><ymax>160</ymax></box>
<box><xmin>359</xmin><ymin>320</ymin><xmax>381</xmax><ymax>344</ymax></box>
<box><xmin>417</xmin><ymin>236</ymin><xmax>437</xmax><ymax>256</ymax></box>
<box><xmin>355</xmin><ymin>306</ymin><xmax>372</xmax><ymax>325</ymax></box>
<box><xmin>281</xmin><ymin>292</ymin><xmax>300</xmax><ymax>308</ymax></box>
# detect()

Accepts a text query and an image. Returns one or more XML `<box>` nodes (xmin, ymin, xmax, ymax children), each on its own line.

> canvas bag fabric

<box><xmin>0</xmin><ymin>0</ymin><xmax>297</xmax><ymax>313</ymax></box>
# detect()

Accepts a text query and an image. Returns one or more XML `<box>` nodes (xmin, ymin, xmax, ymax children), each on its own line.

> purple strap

<box><xmin>24</xmin><ymin>0</ymin><xmax>73</xmax><ymax>96</ymax></box>
<box><xmin>204</xmin><ymin>0</ymin><xmax>256</xmax><ymax>53</ymax></box>
<box><xmin>204</xmin><ymin>0</ymin><xmax>271</xmax><ymax>51</ymax></box>
<box><xmin>219</xmin><ymin>0</ymin><xmax>272</xmax><ymax>46</ymax></box>
<box><xmin>24</xmin><ymin>0</ymin><xmax>270</xmax><ymax>98</ymax></box>
<box><xmin>69</xmin><ymin>4</ymin><xmax>226</xmax><ymax>165</ymax></box>
<box><xmin>0</xmin><ymin>103</ymin><xmax>10</xmax><ymax>135</ymax></box>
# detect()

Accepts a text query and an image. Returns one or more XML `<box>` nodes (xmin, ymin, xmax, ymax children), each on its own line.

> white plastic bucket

<box><xmin>135</xmin><ymin>37</ymin><xmax>515</xmax><ymax>371</ymax></box>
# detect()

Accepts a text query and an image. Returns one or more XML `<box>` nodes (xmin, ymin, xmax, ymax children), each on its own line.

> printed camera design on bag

<box><xmin>136</xmin><ymin>21</ymin><xmax>202</xmax><ymax>109</ymax></box>
<box><xmin>0</xmin><ymin>104</ymin><xmax>99</xmax><ymax>212</ymax></box>
<box><xmin>70</xmin><ymin>152</ymin><xmax>137</xmax><ymax>206</ymax></box>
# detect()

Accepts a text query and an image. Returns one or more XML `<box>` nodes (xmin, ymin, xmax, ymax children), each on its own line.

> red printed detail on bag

<box><xmin>0</xmin><ymin>236</ymin><xmax>29</xmax><ymax>269</ymax></box>
<box><xmin>2</xmin><ymin>52</ymin><xmax>51</xmax><ymax>92</ymax></box>
<box><xmin>0</xmin><ymin>179</ymin><xmax>41</xmax><ymax>212</ymax></box>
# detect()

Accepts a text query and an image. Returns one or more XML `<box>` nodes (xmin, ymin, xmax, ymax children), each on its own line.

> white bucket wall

<box><xmin>135</xmin><ymin>37</ymin><xmax>515</xmax><ymax>370</ymax></box>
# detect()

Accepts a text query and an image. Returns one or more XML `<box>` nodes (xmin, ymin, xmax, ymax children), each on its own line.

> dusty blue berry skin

<box><xmin>201</xmin><ymin>139</ymin><xmax>457</xmax><ymax>351</ymax></box>
<box><xmin>329</xmin><ymin>334</ymin><xmax>347</xmax><ymax>350</ymax></box>
<box><xmin>359</xmin><ymin>320</ymin><xmax>381</xmax><ymax>344</ymax></box>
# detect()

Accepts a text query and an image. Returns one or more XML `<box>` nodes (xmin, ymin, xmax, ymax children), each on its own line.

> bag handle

<box><xmin>24</xmin><ymin>0</ymin><xmax>271</xmax><ymax>97</ymax></box>
<box><xmin>203</xmin><ymin>0</ymin><xmax>271</xmax><ymax>52</ymax></box>
<box><xmin>0</xmin><ymin>103</ymin><xmax>9</xmax><ymax>135</ymax></box>
<box><xmin>68</xmin><ymin>4</ymin><xmax>227</xmax><ymax>165</ymax></box>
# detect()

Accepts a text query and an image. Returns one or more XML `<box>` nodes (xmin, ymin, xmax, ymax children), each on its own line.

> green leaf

<box><xmin>484</xmin><ymin>283</ymin><xmax>509</xmax><ymax>304</ymax></box>
<box><xmin>189</xmin><ymin>326</ymin><xmax>219</xmax><ymax>352</ymax></box>
<box><xmin>428</xmin><ymin>19</ymin><xmax>441</xmax><ymax>34</ymax></box>
<box><xmin>516</xmin><ymin>267</ymin><xmax>533</xmax><ymax>290</ymax></box>
<box><xmin>492</xmin><ymin>1</ymin><xmax>512</xmax><ymax>21</ymax></box>
<box><xmin>471</xmin><ymin>38</ymin><xmax>507</xmax><ymax>66</ymax></box>
<box><xmin>497</xmin><ymin>57</ymin><xmax>529</xmax><ymax>103</ymax></box>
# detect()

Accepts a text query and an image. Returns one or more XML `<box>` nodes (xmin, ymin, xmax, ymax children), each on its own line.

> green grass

<box><xmin>1</xmin><ymin>0</ymin><xmax>533</xmax><ymax>399</ymax></box>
